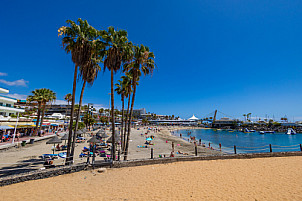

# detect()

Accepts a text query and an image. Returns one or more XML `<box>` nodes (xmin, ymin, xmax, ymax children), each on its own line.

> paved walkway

<box><xmin>0</xmin><ymin>132</ymin><xmax>66</xmax><ymax>150</ymax></box>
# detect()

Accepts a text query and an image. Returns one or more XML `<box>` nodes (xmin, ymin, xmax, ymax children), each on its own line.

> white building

<box><xmin>46</xmin><ymin>113</ymin><xmax>65</xmax><ymax>119</ymax></box>
<box><xmin>0</xmin><ymin>87</ymin><xmax>24</xmax><ymax>116</ymax></box>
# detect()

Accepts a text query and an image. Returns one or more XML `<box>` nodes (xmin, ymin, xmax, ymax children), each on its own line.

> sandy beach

<box><xmin>1</xmin><ymin>156</ymin><xmax>301</xmax><ymax>200</ymax></box>
<box><xmin>0</xmin><ymin>126</ymin><xmax>221</xmax><ymax>177</ymax></box>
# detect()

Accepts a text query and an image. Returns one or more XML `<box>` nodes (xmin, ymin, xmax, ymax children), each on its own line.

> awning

<box><xmin>0</xmin><ymin>126</ymin><xmax>13</xmax><ymax>130</ymax></box>
<box><xmin>50</xmin><ymin>124</ymin><xmax>59</xmax><ymax>126</ymax></box>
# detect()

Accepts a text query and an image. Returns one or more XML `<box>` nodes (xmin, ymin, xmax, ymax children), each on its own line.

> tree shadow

<box><xmin>0</xmin><ymin>158</ymin><xmax>44</xmax><ymax>178</ymax></box>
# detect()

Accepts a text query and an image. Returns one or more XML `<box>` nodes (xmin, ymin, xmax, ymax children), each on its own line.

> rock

<box><xmin>97</xmin><ymin>168</ymin><xmax>107</xmax><ymax>173</ymax></box>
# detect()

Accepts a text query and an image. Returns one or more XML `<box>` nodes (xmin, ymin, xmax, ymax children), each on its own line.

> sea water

<box><xmin>176</xmin><ymin>129</ymin><xmax>302</xmax><ymax>154</ymax></box>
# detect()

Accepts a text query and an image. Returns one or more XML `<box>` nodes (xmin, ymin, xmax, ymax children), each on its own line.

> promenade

<box><xmin>0</xmin><ymin>126</ymin><xmax>222</xmax><ymax>178</ymax></box>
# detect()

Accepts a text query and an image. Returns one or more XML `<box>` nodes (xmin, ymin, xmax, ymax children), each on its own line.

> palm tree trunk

<box><xmin>124</xmin><ymin>75</ymin><xmax>137</xmax><ymax>160</ymax></box>
<box><xmin>66</xmin><ymin>65</ymin><xmax>78</xmax><ymax>164</ymax></box>
<box><xmin>111</xmin><ymin>69</ymin><xmax>116</xmax><ymax>161</ymax></box>
<box><xmin>123</xmin><ymin>93</ymin><xmax>131</xmax><ymax>153</ymax></box>
<box><xmin>34</xmin><ymin>103</ymin><xmax>41</xmax><ymax>136</ymax></box>
<box><xmin>71</xmin><ymin>81</ymin><xmax>86</xmax><ymax>158</ymax></box>
<box><xmin>121</xmin><ymin>96</ymin><xmax>125</xmax><ymax>152</ymax></box>
<box><xmin>38</xmin><ymin>103</ymin><xmax>46</xmax><ymax>135</ymax></box>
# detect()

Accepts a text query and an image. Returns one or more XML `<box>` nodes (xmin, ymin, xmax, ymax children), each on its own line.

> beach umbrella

<box><xmin>61</xmin><ymin>133</ymin><xmax>69</xmax><ymax>140</ymax></box>
<box><xmin>76</xmin><ymin>130</ymin><xmax>83</xmax><ymax>135</ymax></box>
<box><xmin>82</xmin><ymin>128</ymin><xmax>88</xmax><ymax>133</ymax></box>
<box><xmin>107</xmin><ymin>134</ymin><xmax>121</xmax><ymax>143</ymax></box>
<box><xmin>46</xmin><ymin>136</ymin><xmax>62</xmax><ymax>154</ymax></box>
<box><xmin>87</xmin><ymin>135</ymin><xmax>100</xmax><ymax>143</ymax></box>
<box><xmin>100</xmin><ymin>133</ymin><xmax>109</xmax><ymax>138</ymax></box>
<box><xmin>146</xmin><ymin>137</ymin><xmax>153</xmax><ymax>141</ymax></box>
<box><xmin>61</xmin><ymin>133</ymin><xmax>69</xmax><ymax>145</ymax></box>
<box><xmin>96</xmin><ymin>130</ymin><xmax>105</xmax><ymax>135</ymax></box>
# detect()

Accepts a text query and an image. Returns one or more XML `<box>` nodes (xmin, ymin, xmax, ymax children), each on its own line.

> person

<box><xmin>209</xmin><ymin>142</ymin><xmax>211</xmax><ymax>148</ymax></box>
<box><xmin>219</xmin><ymin>143</ymin><xmax>222</xmax><ymax>151</ymax></box>
<box><xmin>44</xmin><ymin>159</ymin><xmax>55</xmax><ymax>168</ymax></box>
<box><xmin>172</xmin><ymin>142</ymin><xmax>174</xmax><ymax>152</ymax></box>
<box><xmin>170</xmin><ymin>151</ymin><xmax>174</xmax><ymax>157</ymax></box>
<box><xmin>16</xmin><ymin>132</ymin><xmax>20</xmax><ymax>142</ymax></box>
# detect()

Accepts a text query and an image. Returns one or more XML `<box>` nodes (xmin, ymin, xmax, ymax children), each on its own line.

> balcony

<box><xmin>0</xmin><ymin>105</ymin><xmax>24</xmax><ymax>113</ymax></box>
<box><xmin>0</xmin><ymin>87</ymin><xmax>9</xmax><ymax>94</ymax></box>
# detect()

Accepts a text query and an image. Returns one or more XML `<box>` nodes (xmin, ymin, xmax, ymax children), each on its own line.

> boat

<box><xmin>249</xmin><ymin>130</ymin><xmax>256</xmax><ymax>132</ymax></box>
<box><xmin>243</xmin><ymin>128</ymin><xmax>251</xmax><ymax>133</ymax></box>
<box><xmin>259</xmin><ymin>131</ymin><xmax>265</xmax><ymax>134</ymax></box>
<box><xmin>286</xmin><ymin>128</ymin><xmax>296</xmax><ymax>135</ymax></box>
<box><xmin>265</xmin><ymin>131</ymin><xmax>275</xmax><ymax>134</ymax></box>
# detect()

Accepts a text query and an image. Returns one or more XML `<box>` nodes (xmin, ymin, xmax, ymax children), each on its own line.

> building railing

<box><xmin>0</xmin><ymin>104</ymin><xmax>18</xmax><ymax>109</ymax></box>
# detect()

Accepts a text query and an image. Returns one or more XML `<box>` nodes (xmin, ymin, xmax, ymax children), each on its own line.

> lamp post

<box><xmin>108</xmin><ymin>93</ymin><xmax>111</xmax><ymax>126</ymax></box>
<box><xmin>12</xmin><ymin>112</ymin><xmax>19</xmax><ymax>144</ymax></box>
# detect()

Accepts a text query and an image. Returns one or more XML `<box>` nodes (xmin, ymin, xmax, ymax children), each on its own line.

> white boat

<box><xmin>259</xmin><ymin>131</ymin><xmax>265</xmax><ymax>134</ymax></box>
<box><xmin>286</xmin><ymin>128</ymin><xmax>296</xmax><ymax>135</ymax></box>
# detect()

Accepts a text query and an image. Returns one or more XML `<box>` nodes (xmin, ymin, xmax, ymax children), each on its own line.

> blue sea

<box><xmin>175</xmin><ymin>129</ymin><xmax>302</xmax><ymax>154</ymax></box>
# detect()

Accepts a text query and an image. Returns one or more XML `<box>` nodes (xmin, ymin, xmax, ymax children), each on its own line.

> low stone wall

<box><xmin>0</xmin><ymin>163</ymin><xmax>87</xmax><ymax>187</ymax></box>
<box><xmin>112</xmin><ymin>151</ymin><xmax>302</xmax><ymax>168</ymax></box>
<box><xmin>1</xmin><ymin>151</ymin><xmax>302</xmax><ymax>187</ymax></box>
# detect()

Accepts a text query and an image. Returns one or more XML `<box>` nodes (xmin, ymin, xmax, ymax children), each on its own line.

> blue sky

<box><xmin>1</xmin><ymin>0</ymin><xmax>302</xmax><ymax>120</ymax></box>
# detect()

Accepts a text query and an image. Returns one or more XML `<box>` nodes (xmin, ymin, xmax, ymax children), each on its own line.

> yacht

<box><xmin>286</xmin><ymin>128</ymin><xmax>296</xmax><ymax>135</ymax></box>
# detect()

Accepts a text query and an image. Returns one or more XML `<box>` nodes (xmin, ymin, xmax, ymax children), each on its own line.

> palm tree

<box><xmin>243</xmin><ymin>114</ymin><xmax>247</xmax><ymax>122</ymax></box>
<box><xmin>99</xmin><ymin>108</ymin><xmax>104</xmax><ymax>115</ymax></box>
<box><xmin>123</xmin><ymin>44</ymin><xmax>155</xmax><ymax>160</ymax></box>
<box><xmin>27</xmin><ymin>89</ymin><xmax>56</xmax><ymax>136</ymax></box>
<box><xmin>58</xmin><ymin>18</ymin><xmax>98</xmax><ymax>162</ymax></box>
<box><xmin>247</xmin><ymin>113</ymin><xmax>252</xmax><ymax>122</ymax></box>
<box><xmin>102</xmin><ymin>26</ymin><xmax>130</xmax><ymax>160</ymax></box>
<box><xmin>121</xmin><ymin>73</ymin><xmax>133</xmax><ymax>152</ymax></box>
<box><xmin>83</xmin><ymin>113</ymin><xmax>95</xmax><ymax>130</ymax></box>
<box><xmin>71</xmin><ymin>59</ymin><xmax>101</xmax><ymax>158</ymax></box>
<box><xmin>64</xmin><ymin>93</ymin><xmax>72</xmax><ymax>119</ymax></box>
<box><xmin>38</xmin><ymin>89</ymin><xmax>56</xmax><ymax>134</ymax></box>
<box><xmin>115</xmin><ymin>80</ymin><xmax>124</xmax><ymax>150</ymax></box>
<box><xmin>64</xmin><ymin>93</ymin><xmax>72</xmax><ymax>105</ymax></box>
<box><xmin>27</xmin><ymin>90</ymin><xmax>43</xmax><ymax>136</ymax></box>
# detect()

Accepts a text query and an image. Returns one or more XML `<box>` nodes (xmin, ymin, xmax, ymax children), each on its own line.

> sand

<box><xmin>0</xmin><ymin>126</ymin><xmax>221</xmax><ymax>177</ymax></box>
<box><xmin>1</xmin><ymin>156</ymin><xmax>302</xmax><ymax>200</ymax></box>
<box><xmin>126</xmin><ymin>127</ymin><xmax>222</xmax><ymax>160</ymax></box>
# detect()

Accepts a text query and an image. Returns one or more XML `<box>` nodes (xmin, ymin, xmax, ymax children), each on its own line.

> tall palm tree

<box><xmin>122</xmin><ymin>73</ymin><xmax>134</xmax><ymax>152</ymax></box>
<box><xmin>64</xmin><ymin>93</ymin><xmax>72</xmax><ymax>105</ymax></box>
<box><xmin>123</xmin><ymin>44</ymin><xmax>155</xmax><ymax>160</ymax></box>
<box><xmin>71</xmin><ymin>59</ymin><xmax>101</xmax><ymax>158</ymax></box>
<box><xmin>101</xmin><ymin>26</ymin><xmax>130</xmax><ymax>160</ymax></box>
<box><xmin>27</xmin><ymin>90</ymin><xmax>43</xmax><ymax>136</ymax></box>
<box><xmin>64</xmin><ymin>93</ymin><xmax>72</xmax><ymax>119</ymax></box>
<box><xmin>38</xmin><ymin>89</ymin><xmax>56</xmax><ymax>134</ymax></box>
<box><xmin>27</xmin><ymin>89</ymin><xmax>56</xmax><ymax>136</ymax></box>
<box><xmin>58</xmin><ymin>18</ymin><xmax>98</xmax><ymax>162</ymax></box>
<box><xmin>115</xmin><ymin>80</ymin><xmax>124</xmax><ymax>150</ymax></box>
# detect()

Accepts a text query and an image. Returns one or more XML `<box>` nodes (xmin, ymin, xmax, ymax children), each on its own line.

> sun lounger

<box><xmin>137</xmin><ymin>145</ymin><xmax>148</xmax><ymax>148</ymax></box>
<box><xmin>42</xmin><ymin>154</ymin><xmax>58</xmax><ymax>160</ymax></box>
